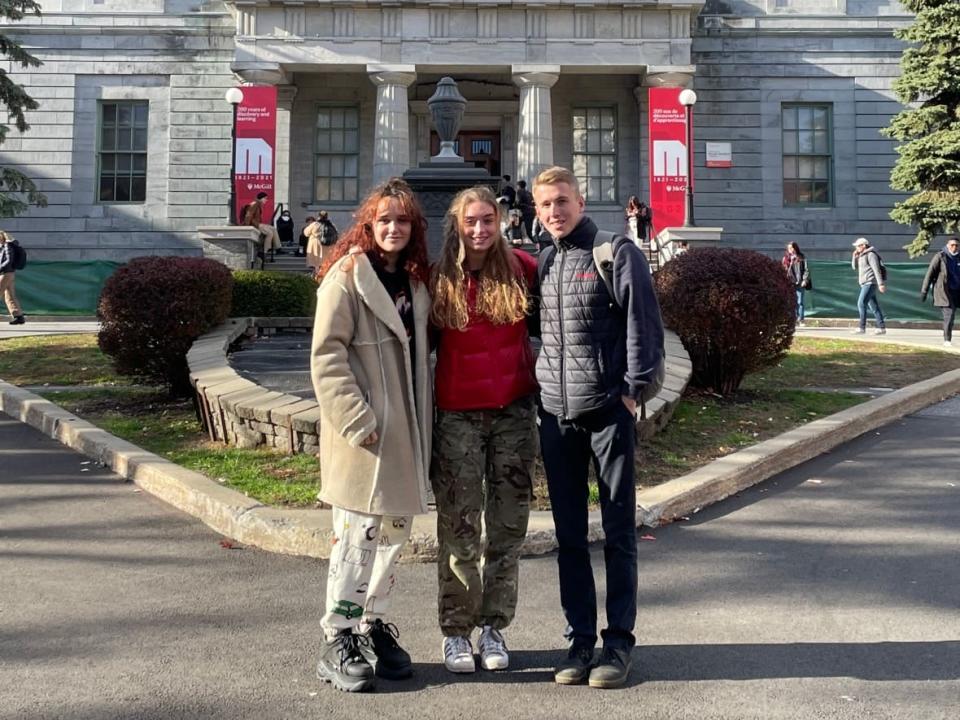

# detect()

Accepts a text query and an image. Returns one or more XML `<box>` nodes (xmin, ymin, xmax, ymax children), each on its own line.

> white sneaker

<box><xmin>850</xmin><ymin>328</ymin><xmax>865</xmax><ymax>334</ymax></box>
<box><xmin>874</xmin><ymin>328</ymin><xmax>887</xmax><ymax>335</ymax></box>
<box><xmin>442</xmin><ymin>635</ymin><xmax>475</xmax><ymax>674</ymax></box>
<box><xmin>945</xmin><ymin>340</ymin><xmax>953</xmax><ymax>347</ymax></box>
<box><xmin>478</xmin><ymin>626</ymin><xmax>509</xmax><ymax>671</ymax></box>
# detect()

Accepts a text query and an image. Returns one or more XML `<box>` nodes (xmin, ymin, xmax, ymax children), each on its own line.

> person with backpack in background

<box><xmin>782</xmin><ymin>242</ymin><xmax>812</xmax><ymax>327</ymax></box>
<box><xmin>305</xmin><ymin>211</ymin><xmax>339</xmax><ymax>276</ymax></box>
<box><xmin>0</xmin><ymin>230</ymin><xmax>26</xmax><ymax>325</ymax></box>
<box><xmin>851</xmin><ymin>236</ymin><xmax>887</xmax><ymax>335</ymax></box>
<box><xmin>533</xmin><ymin>166</ymin><xmax>664</xmax><ymax>689</ymax></box>
<box><xmin>920</xmin><ymin>236</ymin><xmax>960</xmax><ymax>347</ymax></box>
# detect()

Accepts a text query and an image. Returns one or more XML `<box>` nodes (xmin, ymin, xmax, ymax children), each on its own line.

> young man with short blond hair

<box><xmin>533</xmin><ymin>166</ymin><xmax>664</xmax><ymax>688</ymax></box>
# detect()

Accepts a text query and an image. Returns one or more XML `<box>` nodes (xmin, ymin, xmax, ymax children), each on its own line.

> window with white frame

<box><xmin>315</xmin><ymin>107</ymin><xmax>359</xmax><ymax>203</ymax></box>
<box><xmin>572</xmin><ymin>107</ymin><xmax>616</xmax><ymax>203</ymax></box>
<box><xmin>98</xmin><ymin>101</ymin><xmax>148</xmax><ymax>203</ymax></box>
<box><xmin>782</xmin><ymin>104</ymin><xmax>833</xmax><ymax>206</ymax></box>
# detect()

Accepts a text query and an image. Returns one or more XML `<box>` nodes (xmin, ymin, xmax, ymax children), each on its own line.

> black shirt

<box><xmin>373</xmin><ymin>259</ymin><xmax>417</xmax><ymax>389</ymax></box>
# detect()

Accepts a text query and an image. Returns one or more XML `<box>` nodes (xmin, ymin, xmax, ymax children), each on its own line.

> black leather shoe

<box><xmin>362</xmin><ymin>619</ymin><xmax>413</xmax><ymax>680</ymax></box>
<box><xmin>554</xmin><ymin>642</ymin><xmax>595</xmax><ymax>685</ymax></box>
<box><xmin>9</xmin><ymin>315</ymin><xmax>25</xmax><ymax>325</ymax></box>
<box><xmin>588</xmin><ymin>646</ymin><xmax>632</xmax><ymax>689</ymax></box>
<box><xmin>316</xmin><ymin>631</ymin><xmax>375</xmax><ymax>693</ymax></box>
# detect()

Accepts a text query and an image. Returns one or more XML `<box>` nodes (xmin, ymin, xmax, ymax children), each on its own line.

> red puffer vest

<box><xmin>434</xmin><ymin>249</ymin><xmax>539</xmax><ymax>411</ymax></box>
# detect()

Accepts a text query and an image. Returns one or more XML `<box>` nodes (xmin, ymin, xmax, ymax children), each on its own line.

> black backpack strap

<box><xmin>537</xmin><ymin>242</ymin><xmax>557</xmax><ymax>285</ymax></box>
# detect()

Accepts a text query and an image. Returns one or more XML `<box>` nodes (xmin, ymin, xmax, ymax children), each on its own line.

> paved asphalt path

<box><xmin>2</xmin><ymin>400</ymin><xmax>959</xmax><ymax>720</ymax></box>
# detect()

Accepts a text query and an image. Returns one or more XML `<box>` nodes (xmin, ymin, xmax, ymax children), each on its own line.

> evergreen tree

<box><xmin>884</xmin><ymin>0</ymin><xmax>960</xmax><ymax>257</ymax></box>
<box><xmin>0</xmin><ymin>0</ymin><xmax>46</xmax><ymax>217</ymax></box>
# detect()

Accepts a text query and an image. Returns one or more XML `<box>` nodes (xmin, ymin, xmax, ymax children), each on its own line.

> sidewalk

<box><xmin>0</xmin><ymin>318</ymin><xmax>98</xmax><ymax>340</ymax></box>
<box><xmin>2</xmin><ymin>319</ymin><xmax>959</xmax><ymax>562</ymax></box>
<box><xmin>797</xmin><ymin>323</ymin><xmax>958</xmax><ymax>352</ymax></box>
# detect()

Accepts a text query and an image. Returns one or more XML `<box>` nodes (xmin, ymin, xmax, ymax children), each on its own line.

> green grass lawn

<box><xmin>7</xmin><ymin>333</ymin><xmax>960</xmax><ymax>509</ymax></box>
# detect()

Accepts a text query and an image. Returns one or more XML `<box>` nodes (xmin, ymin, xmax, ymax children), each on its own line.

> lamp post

<box><xmin>225</xmin><ymin>87</ymin><xmax>244</xmax><ymax>225</ymax></box>
<box><xmin>678</xmin><ymin>88</ymin><xmax>697</xmax><ymax>228</ymax></box>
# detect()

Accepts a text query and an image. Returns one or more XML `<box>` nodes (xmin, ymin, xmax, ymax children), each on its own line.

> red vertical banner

<box><xmin>234</xmin><ymin>85</ymin><xmax>277</xmax><ymax>223</ymax></box>
<box><xmin>648</xmin><ymin>88</ymin><xmax>690</xmax><ymax>238</ymax></box>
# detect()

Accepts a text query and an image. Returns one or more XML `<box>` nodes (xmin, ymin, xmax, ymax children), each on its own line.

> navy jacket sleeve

<box><xmin>612</xmin><ymin>240</ymin><xmax>665</xmax><ymax>401</ymax></box>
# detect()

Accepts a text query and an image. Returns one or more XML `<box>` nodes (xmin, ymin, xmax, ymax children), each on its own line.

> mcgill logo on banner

<box><xmin>648</xmin><ymin>88</ymin><xmax>689</xmax><ymax>238</ymax></box>
<box><xmin>652</xmin><ymin>139</ymin><xmax>687</xmax><ymax>177</ymax></box>
<box><xmin>236</xmin><ymin>138</ymin><xmax>273</xmax><ymax>175</ymax></box>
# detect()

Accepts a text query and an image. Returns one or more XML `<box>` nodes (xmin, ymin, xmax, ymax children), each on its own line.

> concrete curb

<box><xmin>5</xmin><ymin>367</ymin><xmax>960</xmax><ymax>562</ymax></box>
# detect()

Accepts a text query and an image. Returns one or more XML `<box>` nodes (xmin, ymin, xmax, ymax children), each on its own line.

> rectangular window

<box><xmin>98</xmin><ymin>101</ymin><xmax>148</xmax><ymax>203</ymax></box>
<box><xmin>782</xmin><ymin>104</ymin><xmax>833</xmax><ymax>206</ymax></box>
<box><xmin>572</xmin><ymin>107</ymin><xmax>616</xmax><ymax>203</ymax></box>
<box><xmin>315</xmin><ymin>107</ymin><xmax>360</xmax><ymax>203</ymax></box>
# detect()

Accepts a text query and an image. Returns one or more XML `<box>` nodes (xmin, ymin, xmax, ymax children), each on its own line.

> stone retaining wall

<box><xmin>187</xmin><ymin>317</ymin><xmax>693</xmax><ymax>454</ymax></box>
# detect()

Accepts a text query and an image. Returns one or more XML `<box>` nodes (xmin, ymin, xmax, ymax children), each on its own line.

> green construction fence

<box><xmin>6</xmin><ymin>258</ymin><xmax>941</xmax><ymax>321</ymax></box>
<box><xmin>14</xmin><ymin>261</ymin><xmax>121</xmax><ymax>316</ymax></box>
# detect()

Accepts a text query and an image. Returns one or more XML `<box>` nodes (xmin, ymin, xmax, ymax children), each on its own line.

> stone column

<box><xmin>274</xmin><ymin>85</ymin><xmax>298</xmax><ymax>210</ymax></box>
<box><xmin>512</xmin><ymin>66</ymin><xmax>559</xmax><ymax>184</ymax></box>
<box><xmin>368</xmin><ymin>65</ymin><xmax>416</xmax><ymax>184</ymax></box>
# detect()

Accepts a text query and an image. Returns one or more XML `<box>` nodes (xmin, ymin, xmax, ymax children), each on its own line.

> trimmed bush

<box><xmin>655</xmin><ymin>247</ymin><xmax>795</xmax><ymax>395</ymax></box>
<box><xmin>231</xmin><ymin>270</ymin><xmax>318</xmax><ymax>318</ymax></box>
<box><xmin>97</xmin><ymin>256</ymin><xmax>233</xmax><ymax>395</ymax></box>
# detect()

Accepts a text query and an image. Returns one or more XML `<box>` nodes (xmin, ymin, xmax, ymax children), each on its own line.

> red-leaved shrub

<box><xmin>97</xmin><ymin>256</ymin><xmax>233</xmax><ymax>395</ymax></box>
<box><xmin>655</xmin><ymin>247</ymin><xmax>795</xmax><ymax>395</ymax></box>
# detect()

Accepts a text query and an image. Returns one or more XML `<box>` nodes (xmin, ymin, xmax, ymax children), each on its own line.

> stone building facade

<box><xmin>0</xmin><ymin>0</ymin><xmax>913</xmax><ymax>262</ymax></box>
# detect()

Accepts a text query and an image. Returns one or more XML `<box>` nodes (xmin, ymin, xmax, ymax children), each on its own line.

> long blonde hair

<box><xmin>430</xmin><ymin>186</ymin><xmax>530</xmax><ymax>329</ymax></box>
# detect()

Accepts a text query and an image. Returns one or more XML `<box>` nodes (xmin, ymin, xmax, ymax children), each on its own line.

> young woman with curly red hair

<box><xmin>311</xmin><ymin>178</ymin><xmax>432</xmax><ymax>693</ymax></box>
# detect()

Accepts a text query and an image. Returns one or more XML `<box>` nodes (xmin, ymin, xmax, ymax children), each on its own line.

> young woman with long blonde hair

<box><xmin>430</xmin><ymin>185</ymin><xmax>539</xmax><ymax>674</ymax></box>
<box><xmin>311</xmin><ymin>178</ymin><xmax>432</xmax><ymax>692</ymax></box>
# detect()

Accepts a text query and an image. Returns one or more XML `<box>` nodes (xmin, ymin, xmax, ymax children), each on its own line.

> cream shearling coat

<box><xmin>310</xmin><ymin>253</ymin><xmax>432</xmax><ymax>516</ymax></box>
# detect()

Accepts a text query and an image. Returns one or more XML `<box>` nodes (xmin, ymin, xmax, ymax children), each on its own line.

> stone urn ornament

<box><xmin>427</xmin><ymin>76</ymin><xmax>467</xmax><ymax>163</ymax></box>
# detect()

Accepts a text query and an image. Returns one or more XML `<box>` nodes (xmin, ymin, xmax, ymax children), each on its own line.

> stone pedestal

<box><xmin>198</xmin><ymin>225</ymin><xmax>263</xmax><ymax>270</ymax></box>
<box><xmin>402</xmin><ymin>166</ymin><xmax>496</xmax><ymax>258</ymax></box>
<box><xmin>368</xmin><ymin>65</ymin><xmax>416</xmax><ymax>184</ymax></box>
<box><xmin>657</xmin><ymin>225</ymin><xmax>724</xmax><ymax>265</ymax></box>
<box><xmin>512</xmin><ymin>67</ymin><xmax>559</xmax><ymax>184</ymax></box>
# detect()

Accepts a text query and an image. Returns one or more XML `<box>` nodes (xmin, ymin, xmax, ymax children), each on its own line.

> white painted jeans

<box><xmin>320</xmin><ymin>506</ymin><xmax>413</xmax><ymax>638</ymax></box>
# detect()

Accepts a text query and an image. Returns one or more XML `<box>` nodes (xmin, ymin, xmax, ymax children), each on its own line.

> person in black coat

<box><xmin>920</xmin><ymin>237</ymin><xmax>960</xmax><ymax>346</ymax></box>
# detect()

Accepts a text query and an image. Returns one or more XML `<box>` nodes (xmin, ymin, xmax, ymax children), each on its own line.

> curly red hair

<box><xmin>317</xmin><ymin>178</ymin><xmax>430</xmax><ymax>284</ymax></box>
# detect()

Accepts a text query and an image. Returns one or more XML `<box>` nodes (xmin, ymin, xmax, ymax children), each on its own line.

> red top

<box><xmin>434</xmin><ymin>249</ymin><xmax>539</xmax><ymax>411</ymax></box>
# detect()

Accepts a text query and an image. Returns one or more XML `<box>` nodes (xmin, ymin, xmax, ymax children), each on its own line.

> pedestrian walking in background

<box><xmin>920</xmin><ymin>236</ymin><xmax>960</xmax><ymax>347</ymax></box>
<box><xmin>782</xmin><ymin>242</ymin><xmax>812</xmax><ymax>326</ymax></box>
<box><xmin>0</xmin><ymin>231</ymin><xmax>25</xmax><ymax>325</ymax></box>
<box><xmin>310</xmin><ymin>179</ymin><xmax>433</xmax><ymax>693</ymax></box>
<box><xmin>305</xmin><ymin>210</ymin><xmax>339</xmax><ymax>275</ymax></box>
<box><xmin>516</xmin><ymin>179</ymin><xmax>536</xmax><ymax>237</ymax></box>
<box><xmin>851</xmin><ymin>237</ymin><xmax>887</xmax><ymax>335</ymax></box>
<box><xmin>533</xmin><ymin>167</ymin><xmax>665</xmax><ymax>689</ymax></box>
<box><xmin>429</xmin><ymin>186</ymin><xmax>539</xmax><ymax>675</ymax></box>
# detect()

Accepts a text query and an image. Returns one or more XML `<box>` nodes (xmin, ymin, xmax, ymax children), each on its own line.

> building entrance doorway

<box><xmin>430</xmin><ymin>130</ymin><xmax>501</xmax><ymax>177</ymax></box>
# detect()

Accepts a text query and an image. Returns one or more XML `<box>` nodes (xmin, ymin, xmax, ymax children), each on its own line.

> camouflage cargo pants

<box><xmin>431</xmin><ymin>395</ymin><xmax>538</xmax><ymax>636</ymax></box>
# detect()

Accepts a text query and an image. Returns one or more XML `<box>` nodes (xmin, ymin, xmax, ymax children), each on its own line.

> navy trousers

<box><xmin>539</xmin><ymin>403</ymin><xmax>638</xmax><ymax>651</ymax></box>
